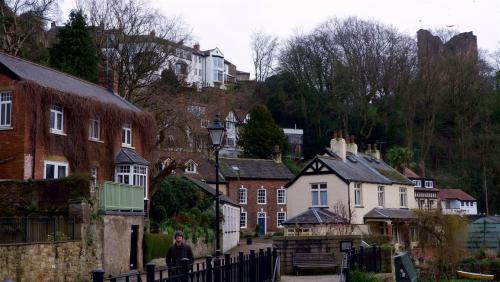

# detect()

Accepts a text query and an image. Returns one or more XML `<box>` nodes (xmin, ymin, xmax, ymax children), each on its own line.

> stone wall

<box><xmin>189</xmin><ymin>238</ymin><xmax>215</xmax><ymax>259</ymax></box>
<box><xmin>0</xmin><ymin>241</ymin><xmax>99</xmax><ymax>282</ymax></box>
<box><xmin>273</xmin><ymin>235</ymin><xmax>362</xmax><ymax>275</ymax></box>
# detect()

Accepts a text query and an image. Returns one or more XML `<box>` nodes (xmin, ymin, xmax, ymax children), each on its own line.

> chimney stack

<box><xmin>149</xmin><ymin>30</ymin><xmax>156</xmax><ymax>38</ymax></box>
<box><xmin>193</xmin><ymin>43</ymin><xmax>200</xmax><ymax>51</ymax></box>
<box><xmin>330</xmin><ymin>129</ymin><xmax>346</xmax><ymax>161</ymax></box>
<box><xmin>346</xmin><ymin>135</ymin><xmax>358</xmax><ymax>156</ymax></box>
<box><xmin>366</xmin><ymin>144</ymin><xmax>381</xmax><ymax>160</ymax></box>
<box><xmin>272</xmin><ymin>145</ymin><xmax>282</xmax><ymax>164</ymax></box>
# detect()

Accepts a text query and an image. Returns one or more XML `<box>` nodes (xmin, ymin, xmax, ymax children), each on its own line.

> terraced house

<box><xmin>286</xmin><ymin>132</ymin><xmax>417</xmax><ymax>248</ymax></box>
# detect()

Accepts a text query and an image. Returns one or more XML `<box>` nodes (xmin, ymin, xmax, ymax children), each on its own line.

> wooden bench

<box><xmin>292</xmin><ymin>252</ymin><xmax>337</xmax><ymax>275</ymax></box>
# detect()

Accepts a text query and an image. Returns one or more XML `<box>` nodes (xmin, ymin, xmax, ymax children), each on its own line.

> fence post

<box><xmin>349</xmin><ymin>247</ymin><xmax>355</xmax><ymax>269</ymax></box>
<box><xmin>72</xmin><ymin>216</ymin><xmax>76</xmax><ymax>240</ymax></box>
<box><xmin>52</xmin><ymin>217</ymin><xmax>56</xmax><ymax>241</ymax></box>
<box><xmin>224</xmin><ymin>253</ymin><xmax>231</xmax><ymax>282</ymax></box>
<box><xmin>273</xmin><ymin>248</ymin><xmax>278</xmax><ymax>281</ymax></box>
<box><xmin>259</xmin><ymin>249</ymin><xmax>265</xmax><ymax>281</ymax></box>
<box><xmin>206</xmin><ymin>255</ymin><xmax>213</xmax><ymax>282</ymax></box>
<box><xmin>181</xmin><ymin>258</ymin><xmax>190</xmax><ymax>282</ymax></box>
<box><xmin>371</xmin><ymin>245</ymin><xmax>376</xmax><ymax>272</ymax></box>
<box><xmin>377</xmin><ymin>246</ymin><xmax>382</xmax><ymax>272</ymax></box>
<box><xmin>344</xmin><ymin>266</ymin><xmax>349</xmax><ymax>282</ymax></box>
<box><xmin>146</xmin><ymin>262</ymin><xmax>155</xmax><ymax>282</ymax></box>
<box><xmin>238</xmin><ymin>252</ymin><xmax>244</xmax><ymax>282</ymax></box>
<box><xmin>249</xmin><ymin>250</ymin><xmax>256</xmax><ymax>282</ymax></box>
<box><xmin>91</xmin><ymin>269</ymin><xmax>105</xmax><ymax>282</ymax></box>
<box><xmin>214</xmin><ymin>255</ymin><xmax>222</xmax><ymax>282</ymax></box>
<box><xmin>359</xmin><ymin>245</ymin><xmax>364</xmax><ymax>271</ymax></box>
<box><xmin>23</xmin><ymin>216</ymin><xmax>28</xmax><ymax>243</ymax></box>
<box><xmin>266</xmin><ymin>247</ymin><xmax>272</xmax><ymax>280</ymax></box>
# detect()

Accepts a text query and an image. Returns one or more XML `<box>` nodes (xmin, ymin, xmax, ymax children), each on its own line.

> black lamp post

<box><xmin>207</xmin><ymin>113</ymin><xmax>225</xmax><ymax>253</ymax></box>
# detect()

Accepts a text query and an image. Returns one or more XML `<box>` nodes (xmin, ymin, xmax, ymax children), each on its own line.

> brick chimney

<box><xmin>330</xmin><ymin>130</ymin><xmax>346</xmax><ymax>161</ymax></box>
<box><xmin>346</xmin><ymin>135</ymin><xmax>358</xmax><ymax>156</ymax></box>
<box><xmin>193</xmin><ymin>42</ymin><xmax>200</xmax><ymax>51</ymax></box>
<box><xmin>272</xmin><ymin>145</ymin><xmax>282</xmax><ymax>164</ymax></box>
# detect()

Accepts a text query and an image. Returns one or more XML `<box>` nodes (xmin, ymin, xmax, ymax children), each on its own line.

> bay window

<box><xmin>115</xmin><ymin>164</ymin><xmax>148</xmax><ymax>199</ymax></box>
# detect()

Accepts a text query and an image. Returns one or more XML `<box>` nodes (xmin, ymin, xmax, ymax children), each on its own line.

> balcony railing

<box><xmin>98</xmin><ymin>181</ymin><xmax>144</xmax><ymax>212</ymax></box>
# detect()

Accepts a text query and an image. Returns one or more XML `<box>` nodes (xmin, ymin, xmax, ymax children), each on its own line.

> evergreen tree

<box><xmin>238</xmin><ymin>105</ymin><xmax>287</xmax><ymax>158</ymax></box>
<box><xmin>49</xmin><ymin>10</ymin><xmax>98</xmax><ymax>82</ymax></box>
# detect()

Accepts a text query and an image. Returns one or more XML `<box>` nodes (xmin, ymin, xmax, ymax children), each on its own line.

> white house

<box><xmin>286</xmin><ymin>131</ymin><xmax>417</xmax><ymax>246</ymax></box>
<box><xmin>439</xmin><ymin>189</ymin><xmax>478</xmax><ymax>215</ymax></box>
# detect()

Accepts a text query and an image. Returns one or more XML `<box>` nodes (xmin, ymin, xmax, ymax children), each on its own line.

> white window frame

<box><xmin>257</xmin><ymin>187</ymin><xmax>267</xmax><ymax>204</ymax></box>
<box><xmin>115</xmin><ymin>164</ymin><xmax>149</xmax><ymax>199</ymax></box>
<box><xmin>0</xmin><ymin>91</ymin><xmax>12</xmax><ymax>127</ymax></box>
<box><xmin>399</xmin><ymin>187</ymin><xmax>408</xmax><ymax>208</ymax></box>
<box><xmin>122</xmin><ymin>123</ymin><xmax>132</xmax><ymax>147</ymax></box>
<box><xmin>413</xmin><ymin>180</ymin><xmax>421</xmax><ymax>187</ymax></box>
<box><xmin>377</xmin><ymin>186</ymin><xmax>385</xmax><ymax>207</ymax></box>
<box><xmin>50</xmin><ymin>104</ymin><xmax>64</xmax><ymax>133</ymax></box>
<box><xmin>311</xmin><ymin>183</ymin><xmax>328</xmax><ymax>207</ymax></box>
<box><xmin>239</xmin><ymin>187</ymin><xmax>247</xmax><ymax>204</ymax></box>
<box><xmin>277</xmin><ymin>188</ymin><xmax>286</xmax><ymax>205</ymax></box>
<box><xmin>184</xmin><ymin>160</ymin><xmax>197</xmax><ymax>174</ymax></box>
<box><xmin>424</xmin><ymin>180</ymin><xmax>433</xmax><ymax>188</ymax></box>
<box><xmin>354</xmin><ymin>183</ymin><xmax>363</xmax><ymax>207</ymax></box>
<box><xmin>89</xmin><ymin>119</ymin><xmax>100</xmax><ymax>141</ymax></box>
<box><xmin>240</xmin><ymin>211</ymin><xmax>247</xmax><ymax>228</ymax></box>
<box><xmin>43</xmin><ymin>160</ymin><xmax>68</xmax><ymax>179</ymax></box>
<box><xmin>277</xmin><ymin>212</ymin><xmax>286</xmax><ymax>228</ymax></box>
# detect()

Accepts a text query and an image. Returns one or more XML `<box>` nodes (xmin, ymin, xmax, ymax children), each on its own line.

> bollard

<box><xmin>91</xmin><ymin>268</ymin><xmax>105</xmax><ymax>282</ymax></box>
<box><xmin>238</xmin><ymin>251</ymin><xmax>244</xmax><ymax>282</ymax></box>
<box><xmin>214</xmin><ymin>255</ymin><xmax>222</xmax><ymax>282</ymax></box>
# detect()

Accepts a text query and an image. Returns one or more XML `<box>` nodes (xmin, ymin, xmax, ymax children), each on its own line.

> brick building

<box><xmin>219</xmin><ymin>156</ymin><xmax>294</xmax><ymax>235</ymax></box>
<box><xmin>0</xmin><ymin>52</ymin><xmax>154</xmax><ymax>197</ymax></box>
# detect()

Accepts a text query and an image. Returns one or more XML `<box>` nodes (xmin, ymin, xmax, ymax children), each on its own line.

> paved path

<box><xmin>281</xmin><ymin>275</ymin><xmax>340</xmax><ymax>282</ymax></box>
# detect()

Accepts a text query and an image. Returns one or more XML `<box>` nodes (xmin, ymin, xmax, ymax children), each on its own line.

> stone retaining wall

<box><xmin>0</xmin><ymin>241</ymin><xmax>99</xmax><ymax>282</ymax></box>
<box><xmin>273</xmin><ymin>235</ymin><xmax>362</xmax><ymax>275</ymax></box>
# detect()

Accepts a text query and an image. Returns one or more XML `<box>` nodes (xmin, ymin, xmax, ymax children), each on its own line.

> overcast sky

<box><xmin>61</xmin><ymin>0</ymin><xmax>500</xmax><ymax>77</ymax></box>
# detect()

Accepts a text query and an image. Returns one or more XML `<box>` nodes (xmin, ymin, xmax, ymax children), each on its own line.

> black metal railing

<box><xmin>340</xmin><ymin>245</ymin><xmax>382</xmax><ymax>282</ymax></box>
<box><xmin>92</xmin><ymin>248</ymin><xmax>279</xmax><ymax>282</ymax></box>
<box><xmin>0</xmin><ymin>216</ymin><xmax>80</xmax><ymax>244</ymax></box>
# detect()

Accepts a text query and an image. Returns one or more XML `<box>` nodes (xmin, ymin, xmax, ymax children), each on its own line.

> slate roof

<box><xmin>115</xmin><ymin>148</ymin><xmax>149</xmax><ymax>165</ymax></box>
<box><xmin>282</xmin><ymin>208</ymin><xmax>348</xmax><ymax>226</ymax></box>
<box><xmin>184</xmin><ymin>176</ymin><xmax>239</xmax><ymax>207</ymax></box>
<box><xmin>318</xmin><ymin>149</ymin><xmax>413</xmax><ymax>185</ymax></box>
<box><xmin>156</xmin><ymin>151</ymin><xmax>225</xmax><ymax>183</ymax></box>
<box><xmin>364</xmin><ymin>208</ymin><xmax>416</xmax><ymax>221</ymax></box>
<box><xmin>0</xmin><ymin>52</ymin><xmax>141</xmax><ymax>112</ymax></box>
<box><xmin>438</xmin><ymin>189</ymin><xmax>476</xmax><ymax>201</ymax></box>
<box><xmin>403</xmin><ymin>167</ymin><xmax>420</xmax><ymax>178</ymax></box>
<box><xmin>219</xmin><ymin>158</ymin><xmax>294</xmax><ymax>180</ymax></box>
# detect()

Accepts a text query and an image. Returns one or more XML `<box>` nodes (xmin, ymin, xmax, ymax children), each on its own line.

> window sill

<box><xmin>89</xmin><ymin>138</ymin><xmax>104</xmax><ymax>143</ymax></box>
<box><xmin>121</xmin><ymin>144</ymin><xmax>135</xmax><ymax>149</ymax></box>
<box><xmin>257</xmin><ymin>203</ymin><xmax>267</xmax><ymax>205</ymax></box>
<box><xmin>239</xmin><ymin>203</ymin><xmax>247</xmax><ymax>205</ymax></box>
<box><xmin>0</xmin><ymin>126</ymin><xmax>13</xmax><ymax>131</ymax></box>
<box><xmin>311</xmin><ymin>205</ymin><xmax>328</xmax><ymax>208</ymax></box>
<box><xmin>50</xmin><ymin>130</ymin><xmax>67</xmax><ymax>136</ymax></box>
<box><xmin>355</xmin><ymin>205</ymin><xmax>364</xmax><ymax>208</ymax></box>
<box><xmin>399</xmin><ymin>207</ymin><xmax>409</xmax><ymax>210</ymax></box>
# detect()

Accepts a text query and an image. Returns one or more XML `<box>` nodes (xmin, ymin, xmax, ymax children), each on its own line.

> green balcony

<box><xmin>98</xmin><ymin>181</ymin><xmax>144</xmax><ymax>212</ymax></box>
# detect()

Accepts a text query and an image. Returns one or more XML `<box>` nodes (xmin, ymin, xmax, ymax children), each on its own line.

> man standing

<box><xmin>166</xmin><ymin>230</ymin><xmax>194</xmax><ymax>271</ymax></box>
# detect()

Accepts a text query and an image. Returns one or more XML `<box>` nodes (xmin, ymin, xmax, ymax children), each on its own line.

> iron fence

<box><xmin>340</xmin><ymin>245</ymin><xmax>382</xmax><ymax>282</ymax></box>
<box><xmin>0</xmin><ymin>216</ymin><xmax>80</xmax><ymax>244</ymax></box>
<box><xmin>92</xmin><ymin>248</ymin><xmax>279</xmax><ymax>282</ymax></box>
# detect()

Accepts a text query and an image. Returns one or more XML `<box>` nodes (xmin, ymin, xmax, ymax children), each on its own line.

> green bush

<box><xmin>254</xmin><ymin>224</ymin><xmax>260</xmax><ymax>237</ymax></box>
<box><xmin>151</xmin><ymin>205</ymin><xmax>167</xmax><ymax>223</ymax></box>
<box><xmin>143</xmin><ymin>233</ymin><xmax>173</xmax><ymax>264</ymax></box>
<box><xmin>350</xmin><ymin>270</ymin><xmax>381</xmax><ymax>282</ymax></box>
<box><xmin>362</xmin><ymin>234</ymin><xmax>391</xmax><ymax>246</ymax></box>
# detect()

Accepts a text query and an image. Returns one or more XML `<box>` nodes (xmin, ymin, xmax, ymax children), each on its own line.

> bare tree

<box><xmin>79</xmin><ymin>0</ymin><xmax>190</xmax><ymax>102</ymax></box>
<box><xmin>0</xmin><ymin>0</ymin><xmax>59</xmax><ymax>56</ymax></box>
<box><xmin>330</xmin><ymin>201</ymin><xmax>355</xmax><ymax>235</ymax></box>
<box><xmin>251</xmin><ymin>30</ymin><xmax>279</xmax><ymax>82</ymax></box>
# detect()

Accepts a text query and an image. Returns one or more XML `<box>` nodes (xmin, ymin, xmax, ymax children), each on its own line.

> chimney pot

<box><xmin>193</xmin><ymin>43</ymin><xmax>200</xmax><ymax>51</ymax></box>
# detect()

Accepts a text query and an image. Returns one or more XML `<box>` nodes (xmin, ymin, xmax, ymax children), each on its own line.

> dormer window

<box><xmin>122</xmin><ymin>123</ymin><xmax>132</xmax><ymax>147</ymax></box>
<box><xmin>413</xmin><ymin>180</ymin><xmax>421</xmax><ymax>187</ymax></box>
<box><xmin>50</xmin><ymin>104</ymin><xmax>64</xmax><ymax>133</ymax></box>
<box><xmin>424</xmin><ymin>180</ymin><xmax>433</xmax><ymax>188</ymax></box>
<box><xmin>185</xmin><ymin>160</ymin><xmax>197</xmax><ymax>174</ymax></box>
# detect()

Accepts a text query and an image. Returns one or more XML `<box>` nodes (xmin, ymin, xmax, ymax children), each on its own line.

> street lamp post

<box><xmin>207</xmin><ymin>113</ymin><xmax>226</xmax><ymax>253</ymax></box>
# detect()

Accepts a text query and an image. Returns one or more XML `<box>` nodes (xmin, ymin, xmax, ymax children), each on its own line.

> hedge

<box><xmin>143</xmin><ymin>233</ymin><xmax>173</xmax><ymax>264</ymax></box>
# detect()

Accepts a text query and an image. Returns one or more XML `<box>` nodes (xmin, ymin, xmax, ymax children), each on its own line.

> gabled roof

<box><xmin>0</xmin><ymin>52</ymin><xmax>141</xmax><ymax>112</ymax></box>
<box><xmin>156</xmin><ymin>151</ymin><xmax>225</xmax><ymax>183</ymax></box>
<box><xmin>219</xmin><ymin>158</ymin><xmax>294</xmax><ymax>180</ymax></box>
<box><xmin>439</xmin><ymin>189</ymin><xmax>476</xmax><ymax>201</ymax></box>
<box><xmin>364</xmin><ymin>208</ymin><xmax>416</xmax><ymax>221</ymax></box>
<box><xmin>287</xmin><ymin>150</ymin><xmax>413</xmax><ymax>187</ymax></box>
<box><xmin>184</xmin><ymin>176</ymin><xmax>239</xmax><ymax>207</ymax></box>
<box><xmin>115</xmin><ymin>148</ymin><xmax>149</xmax><ymax>165</ymax></box>
<box><xmin>282</xmin><ymin>208</ymin><xmax>348</xmax><ymax>226</ymax></box>
<box><xmin>403</xmin><ymin>167</ymin><xmax>420</xmax><ymax>178</ymax></box>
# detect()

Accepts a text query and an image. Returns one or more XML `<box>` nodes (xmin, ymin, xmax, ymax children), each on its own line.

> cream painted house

<box><xmin>286</xmin><ymin>132</ymin><xmax>417</xmax><ymax>246</ymax></box>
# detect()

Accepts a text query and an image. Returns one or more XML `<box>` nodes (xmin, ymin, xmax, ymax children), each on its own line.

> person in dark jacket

<box><xmin>166</xmin><ymin>230</ymin><xmax>194</xmax><ymax>270</ymax></box>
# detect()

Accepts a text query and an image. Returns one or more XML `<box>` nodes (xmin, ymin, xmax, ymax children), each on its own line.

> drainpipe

<box><xmin>31</xmin><ymin>108</ymin><xmax>37</xmax><ymax>179</ymax></box>
<box><xmin>347</xmin><ymin>181</ymin><xmax>352</xmax><ymax>223</ymax></box>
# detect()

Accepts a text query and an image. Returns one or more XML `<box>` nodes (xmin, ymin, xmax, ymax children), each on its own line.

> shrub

<box><xmin>151</xmin><ymin>205</ymin><xmax>167</xmax><ymax>223</ymax></box>
<box><xmin>143</xmin><ymin>233</ymin><xmax>173</xmax><ymax>264</ymax></box>
<box><xmin>350</xmin><ymin>270</ymin><xmax>381</xmax><ymax>282</ymax></box>
<box><xmin>254</xmin><ymin>224</ymin><xmax>260</xmax><ymax>237</ymax></box>
<box><xmin>362</xmin><ymin>234</ymin><xmax>391</xmax><ymax>246</ymax></box>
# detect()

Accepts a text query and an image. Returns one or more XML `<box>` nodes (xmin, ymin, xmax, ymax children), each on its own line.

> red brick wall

<box><xmin>0</xmin><ymin>76</ymin><xmax>150</xmax><ymax>191</ymax></box>
<box><xmin>226</xmin><ymin>178</ymin><xmax>288</xmax><ymax>234</ymax></box>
